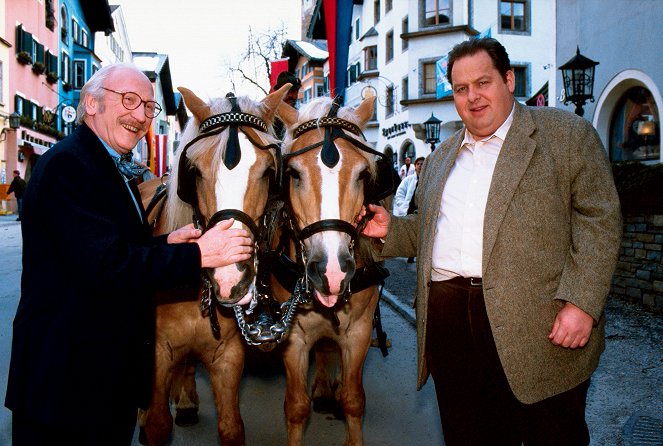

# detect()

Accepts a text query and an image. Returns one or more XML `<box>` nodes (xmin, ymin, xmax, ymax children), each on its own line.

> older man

<box><xmin>361</xmin><ymin>38</ymin><xmax>621</xmax><ymax>445</ymax></box>
<box><xmin>5</xmin><ymin>63</ymin><xmax>253</xmax><ymax>445</ymax></box>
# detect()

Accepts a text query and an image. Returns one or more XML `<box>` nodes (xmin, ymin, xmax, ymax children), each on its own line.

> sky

<box><xmin>114</xmin><ymin>0</ymin><xmax>302</xmax><ymax>101</ymax></box>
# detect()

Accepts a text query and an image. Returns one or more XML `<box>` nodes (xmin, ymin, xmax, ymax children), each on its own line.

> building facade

<box><xmin>343</xmin><ymin>0</ymin><xmax>554</xmax><ymax>168</ymax></box>
<box><xmin>555</xmin><ymin>0</ymin><xmax>661</xmax><ymax>165</ymax></box>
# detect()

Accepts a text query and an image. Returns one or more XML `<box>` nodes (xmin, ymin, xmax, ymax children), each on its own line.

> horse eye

<box><xmin>358</xmin><ymin>169</ymin><xmax>370</xmax><ymax>182</ymax></box>
<box><xmin>285</xmin><ymin>167</ymin><xmax>300</xmax><ymax>181</ymax></box>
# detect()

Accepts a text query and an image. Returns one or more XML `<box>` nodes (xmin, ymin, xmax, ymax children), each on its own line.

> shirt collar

<box><xmin>461</xmin><ymin>102</ymin><xmax>516</xmax><ymax>147</ymax></box>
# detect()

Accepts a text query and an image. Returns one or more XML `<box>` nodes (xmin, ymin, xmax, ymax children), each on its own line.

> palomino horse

<box><xmin>137</xmin><ymin>84</ymin><xmax>289</xmax><ymax>445</ymax></box>
<box><xmin>271</xmin><ymin>94</ymin><xmax>392</xmax><ymax>445</ymax></box>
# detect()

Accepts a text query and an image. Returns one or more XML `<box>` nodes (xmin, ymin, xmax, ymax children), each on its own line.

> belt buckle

<box><xmin>470</xmin><ymin>277</ymin><xmax>482</xmax><ymax>287</ymax></box>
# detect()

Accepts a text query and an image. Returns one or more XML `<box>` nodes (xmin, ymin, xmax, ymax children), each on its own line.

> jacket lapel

<box><xmin>482</xmin><ymin>102</ymin><xmax>537</xmax><ymax>269</ymax></box>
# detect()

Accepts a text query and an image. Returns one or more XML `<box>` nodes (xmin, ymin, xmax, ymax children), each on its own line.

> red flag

<box><xmin>323</xmin><ymin>0</ymin><xmax>337</xmax><ymax>97</ymax></box>
<box><xmin>270</xmin><ymin>58</ymin><xmax>290</xmax><ymax>91</ymax></box>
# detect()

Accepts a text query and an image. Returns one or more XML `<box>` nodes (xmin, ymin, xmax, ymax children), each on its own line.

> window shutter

<box><xmin>37</xmin><ymin>106</ymin><xmax>43</xmax><ymax>123</ymax></box>
<box><xmin>23</xmin><ymin>30</ymin><xmax>33</xmax><ymax>55</ymax></box>
<box><xmin>15</xmin><ymin>25</ymin><xmax>24</xmax><ymax>52</ymax></box>
<box><xmin>15</xmin><ymin>95</ymin><xmax>21</xmax><ymax>114</ymax></box>
<box><xmin>37</xmin><ymin>43</ymin><xmax>45</xmax><ymax>64</ymax></box>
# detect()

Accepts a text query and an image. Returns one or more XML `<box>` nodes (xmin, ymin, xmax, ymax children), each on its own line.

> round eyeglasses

<box><xmin>101</xmin><ymin>87</ymin><xmax>162</xmax><ymax>118</ymax></box>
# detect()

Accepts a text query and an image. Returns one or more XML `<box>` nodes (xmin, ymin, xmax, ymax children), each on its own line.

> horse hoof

<box><xmin>138</xmin><ymin>427</ymin><xmax>147</xmax><ymax>445</ymax></box>
<box><xmin>175</xmin><ymin>408</ymin><xmax>199</xmax><ymax>427</ymax></box>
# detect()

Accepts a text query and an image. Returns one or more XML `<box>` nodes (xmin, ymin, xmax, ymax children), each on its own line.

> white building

<box><xmin>343</xmin><ymin>0</ymin><xmax>554</xmax><ymax>168</ymax></box>
<box><xmin>93</xmin><ymin>5</ymin><xmax>132</xmax><ymax>66</ymax></box>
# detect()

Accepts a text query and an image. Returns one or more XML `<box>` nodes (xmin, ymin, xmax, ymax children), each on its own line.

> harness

<box><xmin>175</xmin><ymin>93</ymin><xmax>281</xmax><ymax>339</ymax></box>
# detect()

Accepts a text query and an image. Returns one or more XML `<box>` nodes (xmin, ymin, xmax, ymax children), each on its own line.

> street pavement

<box><xmin>0</xmin><ymin>214</ymin><xmax>661</xmax><ymax>445</ymax></box>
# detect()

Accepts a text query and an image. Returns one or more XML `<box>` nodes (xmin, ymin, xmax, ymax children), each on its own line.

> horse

<box><xmin>270</xmin><ymin>94</ymin><xmax>393</xmax><ymax>446</ymax></box>
<box><xmin>137</xmin><ymin>84</ymin><xmax>289</xmax><ymax>445</ymax></box>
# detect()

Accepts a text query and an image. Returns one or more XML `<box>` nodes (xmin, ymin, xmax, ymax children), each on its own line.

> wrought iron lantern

<box><xmin>9</xmin><ymin>112</ymin><xmax>21</xmax><ymax>130</ymax></box>
<box><xmin>558</xmin><ymin>46</ymin><xmax>599</xmax><ymax>117</ymax></box>
<box><xmin>424</xmin><ymin>113</ymin><xmax>442</xmax><ymax>151</ymax></box>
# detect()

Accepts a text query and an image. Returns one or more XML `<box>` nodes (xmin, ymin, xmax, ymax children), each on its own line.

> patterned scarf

<box><xmin>114</xmin><ymin>152</ymin><xmax>148</xmax><ymax>181</ymax></box>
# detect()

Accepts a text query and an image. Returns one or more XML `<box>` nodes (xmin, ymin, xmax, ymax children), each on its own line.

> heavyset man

<box><xmin>361</xmin><ymin>38</ymin><xmax>622</xmax><ymax>445</ymax></box>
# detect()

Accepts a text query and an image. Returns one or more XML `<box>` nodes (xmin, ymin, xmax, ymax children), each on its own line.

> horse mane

<box><xmin>281</xmin><ymin>96</ymin><xmax>378</xmax><ymax>180</ymax></box>
<box><xmin>164</xmin><ymin>94</ymin><xmax>280</xmax><ymax>231</ymax></box>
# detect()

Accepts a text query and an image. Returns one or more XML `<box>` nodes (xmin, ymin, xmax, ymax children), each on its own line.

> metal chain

<box><xmin>233</xmin><ymin>277</ymin><xmax>311</xmax><ymax>345</ymax></box>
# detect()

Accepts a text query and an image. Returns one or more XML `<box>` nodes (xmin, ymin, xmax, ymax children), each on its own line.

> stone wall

<box><xmin>612</xmin><ymin>214</ymin><xmax>663</xmax><ymax>311</ymax></box>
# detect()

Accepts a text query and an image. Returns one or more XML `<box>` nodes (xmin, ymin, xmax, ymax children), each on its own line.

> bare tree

<box><xmin>227</xmin><ymin>24</ymin><xmax>289</xmax><ymax>96</ymax></box>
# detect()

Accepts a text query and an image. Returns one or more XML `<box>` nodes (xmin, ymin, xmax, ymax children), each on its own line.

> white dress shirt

<box><xmin>431</xmin><ymin>107</ymin><xmax>515</xmax><ymax>281</ymax></box>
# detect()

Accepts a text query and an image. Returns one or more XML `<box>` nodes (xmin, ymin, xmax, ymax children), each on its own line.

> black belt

<box><xmin>445</xmin><ymin>276</ymin><xmax>483</xmax><ymax>287</ymax></box>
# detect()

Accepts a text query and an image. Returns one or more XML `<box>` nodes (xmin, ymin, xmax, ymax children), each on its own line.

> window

<box><xmin>0</xmin><ymin>62</ymin><xmax>3</xmax><ymax>104</ymax></box>
<box><xmin>499</xmin><ymin>0</ymin><xmax>530</xmax><ymax>33</ymax></box>
<box><xmin>61</xmin><ymin>51</ymin><xmax>70</xmax><ymax>84</ymax></box>
<box><xmin>45</xmin><ymin>0</ymin><xmax>55</xmax><ymax>30</ymax></box>
<box><xmin>386</xmin><ymin>30</ymin><xmax>394</xmax><ymax>63</ymax></box>
<box><xmin>386</xmin><ymin>85</ymin><xmax>394</xmax><ymax>117</ymax></box>
<box><xmin>402</xmin><ymin>76</ymin><xmax>409</xmax><ymax>102</ymax></box>
<box><xmin>71</xmin><ymin>18</ymin><xmax>80</xmax><ymax>44</ymax></box>
<box><xmin>303</xmin><ymin>88</ymin><xmax>312</xmax><ymax>104</ymax></box>
<box><xmin>347</xmin><ymin>63</ymin><xmax>360</xmax><ymax>85</ymax></box>
<box><xmin>81</xmin><ymin>29</ymin><xmax>89</xmax><ymax>48</ymax></box>
<box><xmin>386</xmin><ymin>0</ymin><xmax>392</xmax><ymax>13</ymax></box>
<box><xmin>355</xmin><ymin>18</ymin><xmax>360</xmax><ymax>40</ymax></box>
<box><xmin>364</xmin><ymin>46</ymin><xmax>377</xmax><ymax>71</ymax></box>
<box><xmin>73</xmin><ymin>60</ymin><xmax>85</xmax><ymax>89</ymax></box>
<box><xmin>16</xmin><ymin>24</ymin><xmax>33</xmax><ymax>56</ymax></box>
<box><xmin>315</xmin><ymin>84</ymin><xmax>325</xmax><ymax>97</ymax></box>
<box><xmin>511</xmin><ymin>65</ymin><xmax>528</xmax><ymax>98</ymax></box>
<box><xmin>423</xmin><ymin>62</ymin><xmax>436</xmax><ymax>94</ymax></box>
<box><xmin>423</xmin><ymin>0</ymin><xmax>451</xmax><ymax>27</ymax></box>
<box><xmin>402</xmin><ymin>17</ymin><xmax>409</xmax><ymax>51</ymax></box>
<box><xmin>60</xmin><ymin>6</ymin><xmax>68</xmax><ymax>41</ymax></box>
<box><xmin>374</xmin><ymin>0</ymin><xmax>380</xmax><ymax>24</ymax></box>
<box><xmin>609</xmin><ymin>87</ymin><xmax>660</xmax><ymax>162</ymax></box>
<box><xmin>14</xmin><ymin>95</ymin><xmax>24</xmax><ymax>116</ymax></box>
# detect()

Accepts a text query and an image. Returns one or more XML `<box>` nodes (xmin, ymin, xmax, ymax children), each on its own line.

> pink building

<box><xmin>6</xmin><ymin>0</ymin><xmax>60</xmax><ymax>183</ymax></box>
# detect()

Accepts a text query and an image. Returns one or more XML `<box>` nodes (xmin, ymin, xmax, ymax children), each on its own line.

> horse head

<box><xmin>166</xmin><ymin>84</ymin><xmax>291</xmax><ymax>305</ymax></box>
<box><xmin>278</xmin><ymin>95</ymin><xmax>379</xmax><ymax>308</ymax></box>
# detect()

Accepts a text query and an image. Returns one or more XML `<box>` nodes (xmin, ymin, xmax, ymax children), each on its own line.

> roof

<box><xmin>80</xmin><ymin>0</ymin><xmax>115</xmax><ymax>34</ymax></box>
<box><xmin>285</xmin><ymin>40</ymin><xmax>329</xmax><ymax>61</ymax></box>
<box><xmin>360</xmin><ymin>27</ymin><xmax>378</xmax><ymax>40</ymax></box>
<box><xmin>132</xmin><ymin>52</ymin><xmax>176</xmax><ymax>115</ymax></box>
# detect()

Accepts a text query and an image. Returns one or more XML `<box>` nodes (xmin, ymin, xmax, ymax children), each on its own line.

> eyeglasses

<box><xmin>101</xmin><ymin>87</ymin><xmax>162</xmax><ymax>118</ymax></box>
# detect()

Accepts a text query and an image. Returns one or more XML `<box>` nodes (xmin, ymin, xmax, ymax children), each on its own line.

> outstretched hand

<box><xmin>195</xmin><ymin>219</ymin><xmax>253</xmax><ymax>269</ymax></box>
<box><xmin>355</xmin><ymin>203</ymin><xmax>390</xmax><ymax>239</ymax></box>
<box><xmin>548</xmin><ymin>302</ymin><xmax>594</xmax><ymax>349</ymax></box>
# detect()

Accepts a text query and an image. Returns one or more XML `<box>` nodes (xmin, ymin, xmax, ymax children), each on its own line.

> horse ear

<box><xmin>262</xmin><ymin>83</ymin><xmax>292</xmax><ymax>123</ymax></box>
<box><xmin>177</xmin><ymin>87</ymin><xmax>213</xmax><ymax>123</ymax></box>
<box><xmin>353</xmin><ymin>95</ymin><xmax>376</xmax><ymax>128</ymax></box>
<box><xmin>277</xmin><ymin>98</ymin><xmax>299</xmax><ymax>129</ymax></box>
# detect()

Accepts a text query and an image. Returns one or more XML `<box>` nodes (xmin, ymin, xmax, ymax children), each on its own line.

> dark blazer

<box><xmin>383</xmin><ymin>102</ymin><xmax>622</xmax><ymax>404</ymax></box>
<box><xmin>5</xmin><ymin>124</ymin><xmax>202</xmax><ymax>426</ymax></box>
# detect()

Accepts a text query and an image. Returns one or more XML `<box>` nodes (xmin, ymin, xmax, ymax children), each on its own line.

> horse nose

<box><xmin>306</xmin><ymin>253</ymin><xmax>355</xmax><ymax>296</ymax></box>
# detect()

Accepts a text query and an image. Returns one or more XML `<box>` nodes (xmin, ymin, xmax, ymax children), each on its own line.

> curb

<box><xmin>381</xmin><ymin>287</ymin><xmax>416</xmax><ymax>327</ymax></box>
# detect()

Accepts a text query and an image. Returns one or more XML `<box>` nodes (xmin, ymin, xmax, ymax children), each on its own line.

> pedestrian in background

<box><xmin>398</xmin><ymin>156</ymin><xmax>415</xmax><ymax>179</ymax></box>
<box><xmin>5</xmin><ymin>63</ymin><xmax>254</xmax><ymax>445</ymax></box>
<box><xmin>360</xmin><ymin>38</ymin><xmax>622</xmax><ymax>445</ymax></box>
<box><xmin>392</xmin><ymin>156</ymin><xmax>424</xmax><ymax>217</ymax></box>
<box><xmin>6</xmin><ymin>170</ymin><xmax>27</xmax><ymax>221</ymax></box>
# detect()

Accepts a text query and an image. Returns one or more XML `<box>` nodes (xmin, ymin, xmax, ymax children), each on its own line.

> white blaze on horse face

<box><xmin>317</xmin><ymin>150</ymin><xmax>347</xmax><ymax>304</ymax></box>
<box><xmin>211</xmin><ymin>133</ymin><xmax>257</xmax><ymax>304</ymax></box>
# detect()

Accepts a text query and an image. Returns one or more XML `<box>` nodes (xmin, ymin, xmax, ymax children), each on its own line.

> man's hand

<box><xmin>167</xmin><ymin>223</ymin><xmax>202</xmax><ymax>244</ymax></box>
<box><xmin>195</xmin><ymin>219</ymin><xmax>253</xmax><ymax>268</ymax></box>
<box><xmin>548</xmin><ymin>302</ymin><xmax>594</xmax><ymax>349</ymax></box>
<box><xmin>355</xmin><ymin>203</ymin><xmax>390</xmax><ymax>239</ymax></box>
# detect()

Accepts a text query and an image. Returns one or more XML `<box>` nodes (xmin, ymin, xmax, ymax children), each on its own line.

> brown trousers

<box><xmin>426</xmin><ymin>280</ymin><xmax>590</xmax><ymax>446</ymax></box>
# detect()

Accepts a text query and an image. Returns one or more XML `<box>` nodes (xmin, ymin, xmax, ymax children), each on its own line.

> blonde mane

<box><xmin>164</xmin><ymin>95</ymin><xmax>280</xmax><ymax>231</ymax></box>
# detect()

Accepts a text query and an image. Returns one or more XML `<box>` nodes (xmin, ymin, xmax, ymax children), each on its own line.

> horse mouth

<box><xmin>212</xmin><ymin>261</ymin><xmax>256</xmax><ymax>307</ymax></box>
<box><xmin>314</xmin><ymin>291</ymin><xmax>338</xmax><ymax>308</ymax></box>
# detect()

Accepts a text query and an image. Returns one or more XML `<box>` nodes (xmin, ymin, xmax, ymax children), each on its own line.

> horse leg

<box><xmin>283</xmin><ymin>336</ymin><xmax>313</xmax><ymax>446</ymax></box>
<box><xmin>145</xmin><ymin>342</ymin><xmax>179</xmax><ymax>446</ymax></box>
<box><xmin>311</xmin><ymin>339</ymin><xmax>342</xmax><ymax>417</ymax></box>
<box><xmin>203</xmin><ymin>332</ymin><xmax>246</xmax><ymax>445</ymax></box>
<box><xmin>171</xmin><ymin>360</ymin><xmax>200</xmax><ymax>427</ymax></box>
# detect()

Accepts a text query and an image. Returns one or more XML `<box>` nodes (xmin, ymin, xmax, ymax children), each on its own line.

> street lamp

<box><xmin>558</xmin><ymin>46</ymin><xmax>599</xmax><ymax>117</ymax></box>
<box><xmin>424</xmin><ymin>113</ymin><xmax>442</xmax><ymax>151</ymax></box>
<box><xmin>0</xmin><ymin>112</ymin><xmax>21</xmax><ymax>141</ymax></box>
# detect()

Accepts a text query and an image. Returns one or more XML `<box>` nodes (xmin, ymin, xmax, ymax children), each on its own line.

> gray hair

<box><xmin>76</xmin><ymin>63</ymin><xmax>145</xmax><ymax>125</ymax></box>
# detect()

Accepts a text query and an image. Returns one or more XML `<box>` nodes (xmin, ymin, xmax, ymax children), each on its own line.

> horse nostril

<box><xmin>341</xmin><ymin>256</ymin><xmax>356</xmax><ymax>275</ymax></box>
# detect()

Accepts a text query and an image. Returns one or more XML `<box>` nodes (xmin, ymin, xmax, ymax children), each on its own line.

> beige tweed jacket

<box><xmin>382</xmin><ymin>102</ymin><xmax>622</xmax><ymax>404</ymax></box>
